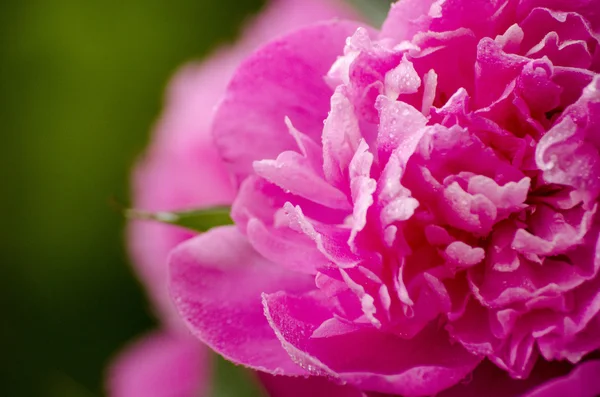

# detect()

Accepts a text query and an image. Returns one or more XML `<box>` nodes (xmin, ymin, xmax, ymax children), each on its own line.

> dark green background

<box><xmin>0</xmin><ymin>1</ymin><xmax>389</xmax><ymax>396</ymax></box>
<box><xmin>0</xmin><ymin>1</ymin><xmax>264</xmax><ymax>395</ymax></box>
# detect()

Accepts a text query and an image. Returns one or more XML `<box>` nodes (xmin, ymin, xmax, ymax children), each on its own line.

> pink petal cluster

<box><xmin>107</xmin><ymin>0</ymin><xmax>358</xmax><ymax>396</ymax></box>
<box><xmin>170</xmin><ymin>0</ymin><xmax>600</xmax><ymax>396</ymax></box>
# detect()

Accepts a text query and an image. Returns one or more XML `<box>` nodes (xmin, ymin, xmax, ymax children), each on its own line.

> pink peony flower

<box><xmin>107</xmin><ymin>1</ymin><xmax>359</xmax><ymax>396</ymax></box>
<box><xmin>170</xmin><ymin>0</ymin><xmax>600</xmax><ymax>396</ymax></box>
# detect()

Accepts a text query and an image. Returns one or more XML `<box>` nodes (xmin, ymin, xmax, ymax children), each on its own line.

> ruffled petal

<box><xmin>259</xmin><ymin>373</ymin><xmax>367</xmax><ymax>397</ymax></box>
<box><xmin>263</xmin><ymin>290</ymin><xmax>481</xmax><ymax>396</ymax></box>
<box><xmin>437</xmin><ymin>359</ymin><xmax>573</xmax><ymax>397</ymax></box>
<box><xmin>254</xmin><ymin>151</ymin><xmax>351</xmax><ymax>210</ymax></box>
<box><xmin>322</xmin><ymin>86</ymin><xmax>363</xmax><ymax>192</ymax></box>
<box><xmin>523</xmin><ymin>360</ymin><xmax>600</xmax><ymax>397</ymax></box>
<box><xmin>213</xmin><ymin>20</ymin><xmax>365</xmax><ymax>184</ymax></box>
<box><xmin>246</xmin><ymin>218</ymin><xmax>329</xmax><ymax>275</ymax></box>
<box><xmin>536</xmin><ymin>76</ymin><xmax>600</xmax><ymax>207</ymax></box>
<box><xmin>517</xmin><ymin>1</ymin><xmax>600</xmax><ymax>32</ymax></box>
<box><xmin>169</xmin><ymin>226</ymin><xmax>314</xmax><ymax>374</ymax></box>
<box><xmin>380</xmin><ymin>0</ymin><xmax>437</xmax><ymax>42</ymax></box>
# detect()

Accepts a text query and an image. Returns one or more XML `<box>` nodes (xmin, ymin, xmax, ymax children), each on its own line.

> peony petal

<box><xmin>430</xmin><ymin>0</ymin><xmax>515</xmax><ymax>38</ymax></box>
<box><xmin>107</xmin><ymin>331</ymin><xmax>208</xmax><ymax>397</ymax></box>
<box><xmin>246</xmin><ymin>218</ymin><xmax>329</xmax><ymax>274</ymax></box>
<box><xmin>263</xmin><ymin>290</ymin><xmax>481</xmax><ymax>396</ymax></box>
<box><xmin>466</xmin><ymin>175</ymin><xmax>530</xmax><ymax>217</ymax></box>
<box><xmin>517</xmin><ymin>0</ymin><xmax>600</xmax><ymax>32</ymax></box>
<box><xmin>169</xmin><ymin>226</ymin><xmax>314</xmax><ymax>375</ymax></box>
<box><xmin>438</xmin><ymin>359</ymin><xmax>574</xmax><ymax>397</ymax></box>
<box><xmin>283</xmin><ymin>203</ymin><xmax>363</xmax><ymax>267</ymax></box>
<box><xmin>474</xmin><ymin>37</ymin><xmax>529</xmax><ymax>109</ymax></box>
<box><xmin>348</xmin><ymin>140</ymin><xmax>377</xmax><ymax>250</ymax></box>
<box><xmin>537</xmin><ymin>274</ymin><xmax>600</xmax><ymax>362</ymax></box>
<box><xmin>445</xmin><ymin>241</ymin><xmax>485</xmax><ymax>269</ymax></box>
<box><xmin>410</xmin><ymin>28</ymin><xmax>478</xmax><ymax>103</ymax></box>
<box><xmin>254</xmin><ymin>151</ymin><xmax>352</xmax><ymax>210</ymax></box>
<box><xmin>380</xmin><ymin>0</ymin><xmax>437</xmax><ymax>42</ymax></box>
<box><xmin>519</xmin><ymin>7</ymin><xmax>597</xmax><ymax>56</ymax></box>
<box><xmin>536</xmin><ymin>76</ymin><xmax>600</xmax><ymax>207</ymax></box>
<box><xmin>376</xmin><ymin>95</ymin><xmax>428</xmax><ymax>166</ymax></box>
<box><xmin>384</xmin><ymin>55</ymin><xmax>421</xmax><ymax>101</ymax></box>
<box><xmin>323</xmin><ymin>86</ymin><xmax>363</xmax><ymax>192</ymax></box>
<box><xmin>213</xmin><ymin>20</ymin><xmax>365</xmax><ymax>185</ymax></box>
<box><xmin>523</xmin><ymin>360</ymin><xmax>600</xmax><ymax>397</ymax></box>
<box><xmin>232</xmin><ymin>175</ymin><xmax>348</xmax><ymax>231</ymax></box>
<box><xmin>258</xmin><ymin>373</ymin><xmax>367</xmax><ymax>397</ymax></box>
<box><xmin>345</xmin><ymin>30</ymin><xmax>403</xmax><ymax>123</ymax></box>
<box><xmin>512</xmin><ymin>204</ymin><xmax>596</xmax><ymax>257</ymax></box>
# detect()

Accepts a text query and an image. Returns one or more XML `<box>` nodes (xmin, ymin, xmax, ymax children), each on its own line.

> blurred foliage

<box><xmin>0</xmin><ymin>0</ymin><xmax>394</xmax><ymax>396</ymax></box>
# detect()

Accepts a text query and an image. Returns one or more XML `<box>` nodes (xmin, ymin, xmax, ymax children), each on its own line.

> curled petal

<box><xmin>213</xmin><ymin>21</ymin><xmax>364</xmax><ymax>184</ymax></box>
<box><xmin>523</xmin><ymin>360</ymin><xmax>600</xmax><ymax>397</ymax></box>
<box><xmin>263</xmin><ymin>290</ymin><xmax>481</xmax><ymax>396</ymax></box>
<box><xmin>259</xmin><ymin>373</ymin><xmax>367</xmax><ymax>397</ymax></box>
<box><xmin>169</xmin><ymin>226</ymin><xmax>314</xmax><ymax>375</ymax></box>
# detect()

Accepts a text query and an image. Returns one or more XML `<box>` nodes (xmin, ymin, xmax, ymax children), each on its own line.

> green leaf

<box><xmin>211</xmin><ymin>354</ymin><xmax>265</xmax><ymax>397</ymax></box>
<box><xmin>125</xmin><ymin>206</ymin><xmax>233</xmax><ymax>232</ymax></box>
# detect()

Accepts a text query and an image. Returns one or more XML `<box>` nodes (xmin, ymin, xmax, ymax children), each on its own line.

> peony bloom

<box><xmin>107</xmin><ymin>0</ymin><xmax>358</xmax><ymax>396</ymax></box>
<box><xmin>170</xmin><ymin>0</ymin><xmax>600</xmax><ymax>396</ymax></box>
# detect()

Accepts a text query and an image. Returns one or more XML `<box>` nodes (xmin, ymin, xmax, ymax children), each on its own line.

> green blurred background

<box><xmin>0</xmin><ymin>1</ymin><xmax>389</xmax><ymax>396</ymax></box>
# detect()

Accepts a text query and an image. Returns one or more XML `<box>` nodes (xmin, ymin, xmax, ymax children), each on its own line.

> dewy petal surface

<box><xmin>169</xmin><ymin>226</ymin><xmax>315</xmax><ymax>375</ymax></box>
<box><xmin>263</xmin><ymin>291</ymin><xmax>481</xmax><ymax>396</ymax></box>
<box><xmin>182</xmin><ymin>0</ymin><xmax>600</xmax><ymax>394</ymax></box>
<box><xmin>258</xmin><ymin>373</ymin><xmax>367</xmax><ymax>397</ymax></box>
<box><xmin>213</xmin><ymin>20</ymin><xmax>368</xmax><ymax>185</ymax></box>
